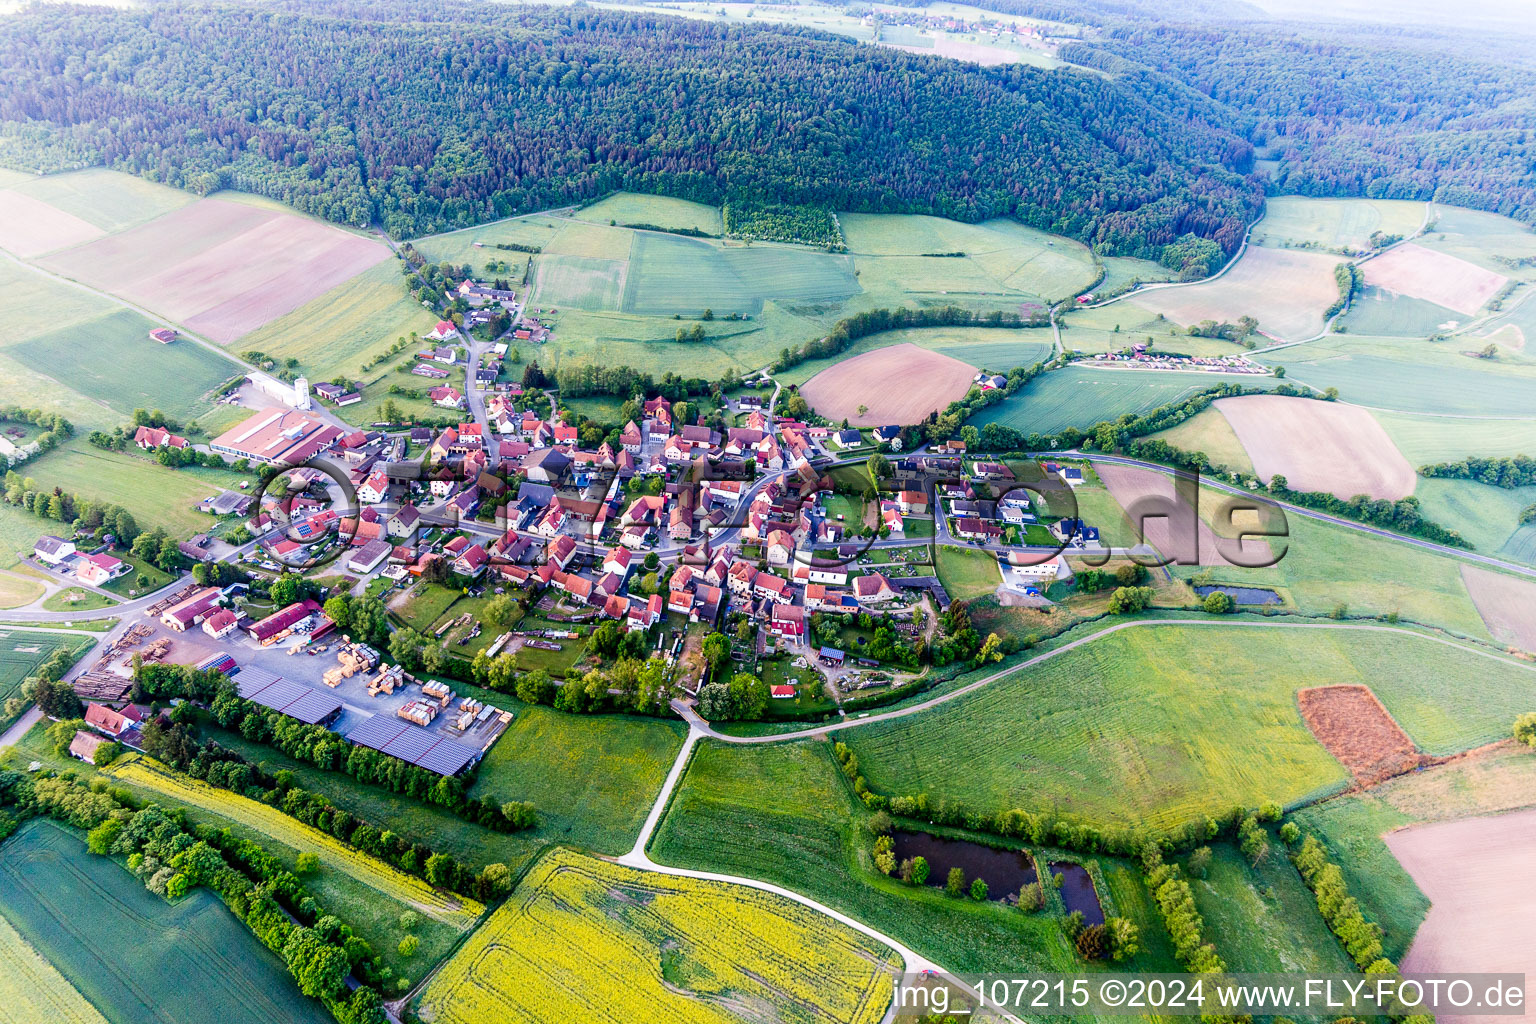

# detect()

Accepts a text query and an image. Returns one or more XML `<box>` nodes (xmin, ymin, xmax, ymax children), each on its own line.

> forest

<box><xmin>1063</xmin><ymin>22</ymin><xmax>1536</xmax><ymax>223</ymax></box>
<box><xmin>0</xmin><ymin>0</ymin><xmax>1260</xmax><ymax>258</ymax></box>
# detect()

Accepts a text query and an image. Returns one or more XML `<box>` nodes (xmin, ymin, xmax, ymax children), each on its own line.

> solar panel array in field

<box><xmin>345</xmin><ymin>713</ymin><xmax>479</xmax><ymax>776</ymax></box>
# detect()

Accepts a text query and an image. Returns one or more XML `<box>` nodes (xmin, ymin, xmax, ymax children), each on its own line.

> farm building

<box><xmin>160</xmin><ymin>587</ymin><xmax>223</xmax><ymax>631</ymax></box>
<box><xmin>133</xmin><ymin>425</ymin><xmax>189</xmax><ymax>449</ymax></box>
<box><xmin>68</xmin><ymin>730</ymin><xmax>109</xmax><ymax>763</ymax></box>
<box><xmin>209</xmin><ymin>409</ymin><xmax>343</xmax><ymax>466</ymax></box>
<box><xmin>347</xmin><ymin>539</ymin><xmax>392</xmax><ymax>574</ymax></box>
<box><xmin>247</xmin><ymin>598</ymin><xmax>327</xmax><ymax>644</ymax></box>
<box><xmin>202</xmin><ymin>607</ymin><xmax>239</xmax><ymax>639</ymax></box>
<box><xmin>147</xmin><ymin>327</ymin><xmax>178</xmax><ymax>344</ymax></box>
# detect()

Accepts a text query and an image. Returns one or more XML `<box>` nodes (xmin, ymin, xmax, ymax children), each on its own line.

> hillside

<box><xmin>0</xmin><ymin>0</ymin><xmax>1260</xmax><ymax>257</ymax></box>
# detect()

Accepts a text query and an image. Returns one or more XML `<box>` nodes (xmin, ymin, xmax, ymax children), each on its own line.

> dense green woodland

<box><xmin>1064</xmin><ymin>23</ymin><xmax>1536</xmax><ymax>222</ymax></box>
<box><xmin>0</xmin><ymin>0</ymin><xmax>1260</xmax><ymax>256</ymax></box>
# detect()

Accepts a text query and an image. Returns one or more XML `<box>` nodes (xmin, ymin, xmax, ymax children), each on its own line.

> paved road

<box><xmin>0</xmin><ymin>705</ymin><xmax>43</xmax><ymax>748</ymax></box>
<box><xmin>679</xmin><ymin>618</ymin><xmax>1536</xmax><ymax>746</ymax></box>
<box><xmin>615</xmin><ymin>722</ymin><xmax>1026</xmax><ymax>1023</ymax></box>
<box><xmin>2</xmin><ymin>573</ymin><xmax>193</xmax><ymax>623</ymax></box>
<box><xmin>1078</xmin><ymin>453</ymin><xmax>1536</xmax><ymax>580</ymax></box>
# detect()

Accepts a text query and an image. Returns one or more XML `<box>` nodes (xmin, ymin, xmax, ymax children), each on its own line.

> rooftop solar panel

<box><xmin>234</xmin><ymin>665</ymin><xmax>282</xmax><ymax>698</ymax></box>
<box><xmin>285</xmin><ymin>690</ymin><xmax>343</xmax><ymax>725</ymax></box>
<box><xmin>346</xmin><ymin>713</ymin><xmax>409</xmax><ymax>750</ymax></box>
<box><xmin>416</xmin><ymin>738</ymin><xmax>479</xmax><ymax>777</ymax></box>
<box><xmin>250</xmin><ymin>677</ymin><xmax>308</xmax><ymax>712</ymax></box>
<box><xmin>381</xmin><ymin>727</ymin><xmax>436</xmax><ymax>763</ymax></box>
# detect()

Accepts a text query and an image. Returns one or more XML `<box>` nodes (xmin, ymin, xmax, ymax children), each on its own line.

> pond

<box><xmin>1048</xmin><ymin>861</ymin><xmax>1104</xmax><ymax>925</ymax></box>
<box><xmin>1194</xmin><ymin>584</ymin><xmax>1281</xmax><ymax>605</ymax></box>
<box><xmin>891</xmin><ymin>830</ymin><xmax>1036</xmax><ymax>899</ymax></box>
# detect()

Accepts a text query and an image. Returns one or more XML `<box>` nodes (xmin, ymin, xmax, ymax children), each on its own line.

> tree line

<box><xmin>0</xmin><ymin>0</ymin><xmax>1260</xmax><ymax>258</ymax></box>
<box><xmin>4</xmin><ymin>770</ymin><xmax>392</xmax><ymax>1023</ymax></box>
<box><xmin>132</xmin><ymin>663</ymin><xmax>536</xmax><ymax>833</ymax></box>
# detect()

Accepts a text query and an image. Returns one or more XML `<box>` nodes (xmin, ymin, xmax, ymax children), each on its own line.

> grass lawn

<box><xmin>237</xmin><ymin>259</ymin><xmax>438</xmax><ymax>383</ymax></box>
<box><xmin>1147</xmin><ymin>404</ymin><xmax>1256</xmax><ymax>475</ymax></box>
<box><xmin>1293</xmin><ymin>743</ymin><xmax>1536</xmax><ymax>961</ymax></box>
<box><xmin>392</xmin><ymin>581</ymin><xmax>464</xmax><ymax>633</ymax></box>
<box><xmin>650</xmin><ymin>739</ymin><xmax>1179</xmax><ymax>977</ymax></box>
<box><xmin>0</xmin><ymin>818</ymin><xmax>332</xmax><ymax>1024</ymax></box>
<box><xmin>972</xmin><ymin>364</ymin><xmax>1281</xmax><ymax>436</ymax></box>
<box><xmin>1189</xmin><ymin>845</ymin><xmax>1356</xmax><ymax>985</ymax></box>
<box><xmin>25</xmin><ymin>444</ymin><xmax>251</xmax><ymax>537</ymax></box>
<box><xmin>574</xmin><ymin>192</ymin><xmax>723</xmax><ymax>235</ymax></box>
<box><xmin>1256</xmin><ymin>334</ymin><xmax>1536</xmax><ymax>417</ymax></box>
<box><xmin>1063</xmin><ymin>483</ymin><xmax>1139</xmax><ymax>548</ymax></box>
<box><xmin>935</xmin><ymin>545</ymin><xmax>1000</xmax><ymax>601</ymax></box>
<box><xmin>1168</xmin><ymin>485</ymin><xmax>1496</xmax><ymax>638</ymax></box>
<box><xmin>841</xmin><ymin>622</ymin><xmax>1536</xmax><ymax>832</ymax></box>
<box><xmin>98</xmin><ymin>550</ymin><xmax>174</xmax><ymax>597</ymax></box>
<box><xmin>0</xmin><ymin>567</ymin><xmax>45</xmax><ymax>609</ymax></box>
<box><xmin>467</xmin><ymin>702</ymin><xmax>685</xmax><ymax>854</ymax></box>
<box><xmin>0</xmin><ymin>628</ymin><xmax>93</xmax><ymax>709</ymax></box>
<box><xmin>41</xmin><ymin>586</ymin><xmax>116</xmax><ymax>613</ymax></box>
<box><xmin>901</xmin><ymin>516</ymin><xmax>935</xmax><ymax>539</ymax></box>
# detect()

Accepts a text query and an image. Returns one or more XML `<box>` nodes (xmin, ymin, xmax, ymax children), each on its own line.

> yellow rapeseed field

<box><xmin>106</xmin><ymin>756</ymin><xmax>482</xmax><ymax>928</ymax></box>
<box><xmin>416</xmin><ymin>848</ymin><xmax>899</xmax><ymax>1024</ymax></box>
<box><xmin>0</xmin><ymin>912</ymin><xmax>109</xmax><ymax>1024</ymax></box>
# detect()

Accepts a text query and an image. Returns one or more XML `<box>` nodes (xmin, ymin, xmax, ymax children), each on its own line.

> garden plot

<box><xmin>1388</xmin><ymin>807</ymin><xmax>1536</xmax><ymax>1024</ymax></box>
<box><xmin>1215</xmin><ymin>395</ymin><xmax>1415</xmax><ymax>500</ymax></box>
<box><xmin>1361</xmin><ymin>243</ymin><xmax>1508</xmax><ymax>317</ymax></box>
<box><xmin>41</xmin><ymin>197</ymin><xmax>389</xmax><ymax>344</ymax></box>
<box><xmin>1132</xmin><ymin>246</ymin><xmax>1345</xmax><ymax>342</ymax></box>
<box><xmin>1297</xmin><ymin>684</ymin><xmax>1427</xmax><ymax>787</ymax></box>
<box><xmin>801</xmin><ymin>342</ymin><xmax>976</xmax><ymax>426</ymax></box>
<box><xmin>1459</xmin><ymin>566</ymin><xmax>1536</xmax><ymax>654</ymax></box>
<box><xmin>415</xmin><ymin>847</ymin><xmax>900</xmax><ymax>1024</ymax></box>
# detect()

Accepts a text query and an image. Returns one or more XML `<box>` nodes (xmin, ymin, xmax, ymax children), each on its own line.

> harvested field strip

<box><xmin>1215</xmin><ymin>395</ymin><xmax>1415</xmax><ymax>500</ymax></box>
<box><xmin>1094</xmin><ymin>461</ymin><xmax>1275</xmax><ymax>567</ymax></box>
<box><xmin>41</xmin><ymin>197</ymin><xmax>389</xmax><ymax>344</ymax></box>
<box><xmin>1132</xmin><ymin>245</ymin><xmax>1344</xmax><ymax>342</ymax></box>
<box><xmin>1388</xmin><ymin>807</ymin><xmax>1536</xmax><ymax>1008</ymax></box>
<box><xmin>1459</xmin><ymin>565</ymin><xmax>1536</xmax><ymax>654</ymax></box>
<box><xmin>0</xmin><ymin>912</ymin><xmax>109</xmax><ymax>1024</ymax></box>
<box><xmin>106</xmin><ymin>755</ymin><xmax>483</xmax><ymax>927</ymax></box>
<box><xmin>1297</xmin><ymin>685</ymin><xmax>1426</xmax><ymax>787</ymax></box>
<box><xmin>0</xmin><ymin>190</ymin><xmax>104</xmax><ymax>258</ymax></box>
<box><xmin>0</xmin><ymin>819</ymin><xmax>332</xmax><ymax>1024</ymax></box>
<box><xmin>416</xmin><ymin>846</ymin><xmax>900</xmax><ymax>1024</ymax></box>
<box><xmin>1362</xmin><ymin>242</ymin><xmax>1507</xmax><ymax>316</ymax></box>
<box><xmin>801</xmin><ymin>342</ymin><xmax>976</xmax><ymax>426</ymax></box>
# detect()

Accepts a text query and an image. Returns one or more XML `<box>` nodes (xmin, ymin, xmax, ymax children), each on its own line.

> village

<box><xmin>28</xmin><ymin>278</ymin><xmax>1106</xmax><ymax>774</ymax></box>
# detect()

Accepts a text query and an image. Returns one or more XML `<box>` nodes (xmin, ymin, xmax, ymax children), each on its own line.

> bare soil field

<box><xmin>1132</xmin><ymin>246</ymin><xmax>1345</xmax><ymax>342</ymax></box>
<box><xmin>800</xmin><ymin>342</ymin><xmax>976</xmax><ymax>425</ymax></box>
<box><xmin>0</xmin><ymin>190</ymin><xmax>104</xmax><ymax>257</ymax></box>
<box><xmin>1388</xmin><ymin>807</ymin><xmax>1536</xmax><ymax>1024</ymax></box>
<box><xmin>1298</xmin><ymin>684</ymin><xmax>1426</xmax><ymax>787</ymax></box>
<box><xmin>1094</xmin><ymin>462</ymin><xmax>1274</xmax><ymax>566</ymax></box>
<box><xmin>41</xmin><ymin>198</ymin><xmax>388</xmax><ymax>344</ymax></box>
<box><xmin>1216</xmin><ymin>395</ymin><xmax>1415</xmax><ymax>500</ymax></box>
<box><xmin>1459</xmin><ymin>566</ymin><xmax>1536</xmax><ymax>655</ymax></box>
<box><xmin>1362</xmin><ymin>243</ymin><xmax>1508</xmax><ymax>317</ymax></box>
